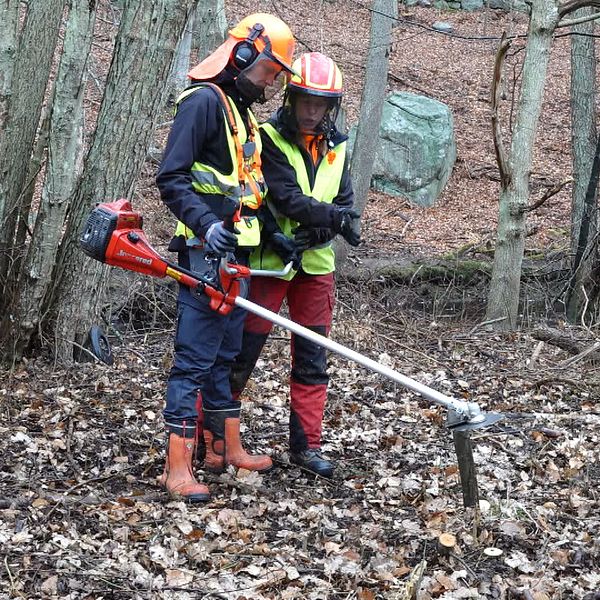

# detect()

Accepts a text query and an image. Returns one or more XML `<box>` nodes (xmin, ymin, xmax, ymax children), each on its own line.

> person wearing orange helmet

<box><xmin>156</xmin><ymin>14</ymin><xmax>297</xmax><ymax>502</ymax></box>
<box><xmin>229</xmin><ymin>52</ymin><xmax>361</xmax><ymax>478</ymax></box>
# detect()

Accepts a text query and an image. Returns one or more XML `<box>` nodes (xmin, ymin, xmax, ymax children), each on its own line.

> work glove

<box><xmin>332</xmin><ymin>208</ymin><xmax>361</xmax><ymax>247</ymax></box>
<box><xmin>267</xmin><ymin>232</ymin><xmax>302</xmax><ymax>271</ymax></box>
<box><xmin>293</xmin><ymin>227</ymin><xmax>335</xmax><ymax>252</ymax></box>
<box><xmin>204</xmin><ymin>221</ymin><xmax>238</xmax><ymax>256</ymax></box>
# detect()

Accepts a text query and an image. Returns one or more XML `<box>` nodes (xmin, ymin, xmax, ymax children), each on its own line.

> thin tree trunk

<box><xmin>566</xmin><ymin>7</ymin><xmax>597</xmax><ymax>323</ymax></box>
<box><xmin>45</xmin><ymin>0</ymin><xmax>197</xmax><ymax>362</ymax></box>
<box><xmin>0</xmin><ymin>0</ymin><xmax>19</xmax><ymax>132</ymax></box>
<box><xmin>12</xmin><ymin>95</ymin><xmax>53</xmax><ymax>282</ymax></box>
<box><xmin>338</xmin><ymin>0</ymin><xmax>397</xmax><ymax>269</ymax></box>
<box><xmin>485</xmin><ymin>0</ymin><xmax>560</xmax><ymax>330</ymax></box>
<box><xmin>170</xmin><ymin>12</ymin><xmax>195</xmax><ymax>98</ymax></box>
<box><xmin>1</xmin><ymin>0</ymin><xmax>96</xmax><ymax>361</ymax></box>
<box><xmin>193</xmin><ymin>0</ymin><xmax>226</xmax><ymax>61</ymax></box>
<box><xmin>0</xmin><ymin>0</ymin><xmax>65</xmax><ymax>308</ymax></box>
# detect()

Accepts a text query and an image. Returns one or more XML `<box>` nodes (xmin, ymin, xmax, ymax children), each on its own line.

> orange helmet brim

<box><xmin>187</xmin><ymin>37</ymin><xmax>238</xmax><ymax>81</ymax></box>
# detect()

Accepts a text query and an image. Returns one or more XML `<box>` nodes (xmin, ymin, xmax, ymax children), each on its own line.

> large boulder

<box><xmin>351</xmin><ymin>91</ymin><xmax>456</xmax><ymax>208</ymax></box>
<box><xmin>488</xmin><ymin>0</ymin><xmax>529</xmax><ymax>11</ymax></box>
<box><xmin>461</xmin><ymin>0</ymin><xmax>484</xmax><ymax>10</ymax></box>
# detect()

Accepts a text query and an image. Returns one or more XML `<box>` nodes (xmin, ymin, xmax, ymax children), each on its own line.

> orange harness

<box><xmin>202</xmin><ymin>83</ymin><xmax>264</xmax><ymax>216</ymax></box>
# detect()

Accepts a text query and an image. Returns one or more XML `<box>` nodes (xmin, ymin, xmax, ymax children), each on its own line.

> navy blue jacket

<box><xmin>156</xmin><ymin>75</ymin><xmax>255</xmax><ymax>249</ymax></box>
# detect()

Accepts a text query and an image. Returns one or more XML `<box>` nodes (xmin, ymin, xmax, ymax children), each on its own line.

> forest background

<box><xmin>0</xmin><ymin>1</ymin><xmax>599</xmax><ymax>599</ymax></box>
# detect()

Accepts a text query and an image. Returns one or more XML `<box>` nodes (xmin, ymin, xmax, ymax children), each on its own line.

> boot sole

<box><xmin>289</xmin><ymin>460</ymin><xmax>334</xmax><ymax>479</ymax></box>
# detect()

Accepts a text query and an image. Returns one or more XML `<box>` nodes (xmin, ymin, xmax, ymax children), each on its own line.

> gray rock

<box><xmin>432</xmin><ymin>21</ymin><xmax>454</xmax><ymax>33</ymax></box>
<box><xmin>488</xmin><ymin>0</ymin><xmax>529</xmax><ymax>12</ymax></box>
<box><xmin>461</xmin><ymin>0</ymin><xmax>484</xmax><ymax>10</ymax></box>
<box><xmin>350</xmin><ymin>92</ymin><xmax>456</xmax><ymax>208</ymax></box>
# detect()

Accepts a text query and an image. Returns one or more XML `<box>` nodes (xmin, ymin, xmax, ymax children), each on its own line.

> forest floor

<box><xmin>1</xmin><ymin>1</ymin><xmax>600</xmax><ymax>599</ymax></box>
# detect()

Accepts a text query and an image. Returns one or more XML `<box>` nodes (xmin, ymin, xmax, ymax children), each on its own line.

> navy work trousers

<box><xmin>163</xmin><ymin>280</ymin><xmax>247</xmax><ymax>434</ymax></box>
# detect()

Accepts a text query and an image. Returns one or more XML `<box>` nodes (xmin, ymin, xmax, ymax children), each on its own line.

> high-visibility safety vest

<box><xmin>173</xmin><ymin>84</ymin><xmax>265</xmax><ymax>247</ymax></box>
<box><xmin>251</xmin><ymin>122</ymin><xmax>347</xmax><ymax>279</ymax></box>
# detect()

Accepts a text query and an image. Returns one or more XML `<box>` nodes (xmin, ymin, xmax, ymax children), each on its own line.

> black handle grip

<box><xmin>223</xmin><ymin>200</ymin><xmax>241</xmax><ymax>233</ymax></box>
<box><xmin>223</xmin><ymin>214</ymin><xmax>236</xmax><ymax>233</ymax></box>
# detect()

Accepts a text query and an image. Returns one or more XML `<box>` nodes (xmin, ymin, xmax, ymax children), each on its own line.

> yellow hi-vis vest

<box><xmin>173</xmin><ymin>85</ymin><xmax>265</xmax><ymax>247</ymax></box>
<box><xmin>250</xmin><ymin>122</ymin><xmax>347</xmax><ymax>279</ymax></box>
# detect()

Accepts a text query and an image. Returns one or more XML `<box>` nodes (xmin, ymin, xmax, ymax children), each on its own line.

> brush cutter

<box><xmin>80</xmin><ymin>199</ymin><xmax>502</xmax><ymax>432</ymax></box>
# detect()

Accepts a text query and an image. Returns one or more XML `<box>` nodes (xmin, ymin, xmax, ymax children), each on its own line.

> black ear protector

<box><xmin>232</xmin><ymin>23</ymin><xmax>265</xmax><ymax>70</ymax></box>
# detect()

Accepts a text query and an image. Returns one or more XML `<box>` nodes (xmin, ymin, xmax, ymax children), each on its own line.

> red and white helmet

<box><xmin>287</xmin><ymin>52</ymin><xmax>343</xmax><ymax>98</ymax></box>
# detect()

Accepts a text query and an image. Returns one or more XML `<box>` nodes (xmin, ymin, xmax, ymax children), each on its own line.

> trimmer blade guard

<box><xmin>446</xmin><ymin>411</ymin><xmax>503</xmax><ymax>432</ymax></box>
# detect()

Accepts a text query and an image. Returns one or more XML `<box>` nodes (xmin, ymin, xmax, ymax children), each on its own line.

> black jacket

<box><xmin>156</xmin><ymin>74</ymin><xmax>256</xmax><ymax>248</ymax></box>
<box><xmin>260</xmin><ymin>108</ymin><xmax>354</xmax><ymax>229</ymax></box>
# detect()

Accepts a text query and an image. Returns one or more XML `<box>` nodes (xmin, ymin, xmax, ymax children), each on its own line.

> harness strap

<box><xmin>199</xmin><ymin>83</ymin><xmax>263</xmax><ymax>210</ymax></box>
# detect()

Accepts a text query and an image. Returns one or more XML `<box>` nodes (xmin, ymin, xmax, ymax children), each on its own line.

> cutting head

<box><xmin>446</xmin><ymin>409</ymin><xmax>504</xmax><ymax>432</ymax></box>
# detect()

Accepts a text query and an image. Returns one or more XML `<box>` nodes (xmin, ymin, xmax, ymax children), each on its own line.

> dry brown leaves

<box><xmin>2</xmin><ymin>1</ymin><xmax>599</xmax><ymax>599</ymax></box>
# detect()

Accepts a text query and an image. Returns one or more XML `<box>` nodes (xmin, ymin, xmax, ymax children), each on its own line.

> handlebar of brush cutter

<box><xmin>79</xmin><ymin>199</ymin><xmax>502</xmax><ymax>430</ymax></box>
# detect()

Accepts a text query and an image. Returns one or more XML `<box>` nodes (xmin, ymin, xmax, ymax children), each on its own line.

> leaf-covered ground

<box><xmin>2</xmin><ymin>1</ymin><xmax>600</xmax><ymax>598</ymax></box>
<box><xmin>1</xmin><ymin>279</ymin><xmax>599</xmax><ymax>599</ymax></box>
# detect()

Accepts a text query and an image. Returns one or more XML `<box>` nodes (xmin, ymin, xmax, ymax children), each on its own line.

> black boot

<box><xmin>290</xmin><ymin>449</ymin><xmax>334</xmax><ymax>478</ymax></box>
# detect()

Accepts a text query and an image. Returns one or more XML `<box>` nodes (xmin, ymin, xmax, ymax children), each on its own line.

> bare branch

<box><xmin>491</xmin><ymin>32</ymin><xmax>512</xmax><ymax>190</ymax></box>
<box><xmin>557</xmin><ymin>7</ymin><xmax>600</xmax><ymax>27</ymax></box>
<box><xmin>525</xmin><ymin>177</ymin><xmax>573</xmax><ymax>212</ymax></box>
<box><xmin>559</xmin><ymin>0</ymin><xmax>600</xmax><ymax>19</ymax></box>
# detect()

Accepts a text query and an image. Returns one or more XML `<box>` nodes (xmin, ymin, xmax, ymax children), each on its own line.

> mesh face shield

<box><xmin>237</xmin><ymin>53</ymin><xmax>290</xmax><ymax>103</ymax></box>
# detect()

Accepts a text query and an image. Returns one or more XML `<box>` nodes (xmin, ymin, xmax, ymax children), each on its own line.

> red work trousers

<box><xmin>230</xmin><ymin>271</ymin><xmax>335</xmax><ymax>452</ymax></box>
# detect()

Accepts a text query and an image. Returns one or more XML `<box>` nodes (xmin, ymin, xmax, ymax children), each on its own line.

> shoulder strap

<box><xmin>200</xmin><ymin>82</ymin><xmax>240</xmax><ymax>137</ymax></box>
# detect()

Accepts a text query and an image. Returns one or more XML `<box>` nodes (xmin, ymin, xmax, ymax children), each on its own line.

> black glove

<box><xmin>293</xmin><ymin>227</ymin><xmax>335</xmax><ymax>252</ymax></box>
<box><xmin>204</xmin><ymin>221</ymin><xmax>238</xmax><ymax>256</ymax></box>
<box><xmin>267</xmin><ymin>232</ymin><xmax>302</xmax><ymax>270</ymax></box>
<box><xmin>332</xmin><ymin>208</ymin><xmax>361</xmax><ymax>247</ymax></box>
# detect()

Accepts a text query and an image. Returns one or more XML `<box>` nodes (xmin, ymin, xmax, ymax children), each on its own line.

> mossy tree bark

<box><xmin>0</xmin><ymin>0</ymin><xmax>97</xmax><ymax>361</ymax></box>
<box><xmin>43</xmin><ymin>0</ymin><xmax>197</xmax><ymax>362</ymax></box>
<box><xmin>0</xmin><ymin>0</ymin><xmax>66</xmax><ymax>310</ymax></box>
<box><xmin>486</xmin><ymin>0</ymin><xmax>560</xmax><ymax>329</ymax></box>
<box><xmin>566</xmin><ymin>7</ymin><xmax>598</xmax><ymax>323</ymax></box>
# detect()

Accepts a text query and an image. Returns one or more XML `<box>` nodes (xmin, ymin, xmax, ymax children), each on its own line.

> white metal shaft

<box><xmin>234</xmin><ymin>295</ymin><xmax>475</xmax><ymax>415</ymax></box>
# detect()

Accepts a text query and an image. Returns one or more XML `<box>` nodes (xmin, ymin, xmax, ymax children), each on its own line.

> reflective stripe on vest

<box><xmin>173</xmin><ymin>86</ymin><xmax>265</xmax><ymax>246</ymax></box>
<box><xmin>250</xmin><ymin>122</ymin><xmax>347</xmax><ymax>278</ymax></box>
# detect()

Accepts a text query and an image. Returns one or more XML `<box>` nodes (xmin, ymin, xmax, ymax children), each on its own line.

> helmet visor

<box><xmin>239</xmin><ymin>53</ymin><xmax>290</xmax><ymax>102</ymax></box>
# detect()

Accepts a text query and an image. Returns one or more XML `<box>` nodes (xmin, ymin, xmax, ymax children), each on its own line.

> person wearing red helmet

<box><xmin>229</xmin><ymin>52</ymin><xmax>361</xmax><ymax>478</ymax></box>
<box><xmin>156</xmin><ymin>14</ymin><xmax>298</xmax><ymax>502</ymax></box>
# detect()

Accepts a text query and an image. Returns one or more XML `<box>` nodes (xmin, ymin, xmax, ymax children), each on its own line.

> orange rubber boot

<box><xmin>203</xmin><ymin>430</ymin><xmax>226</xmax><ymax>473</ymax></box>
<box><xmin>160</xmin><ymin>433</ymin><xmax>210</xmax><ymax>503</ymax></box>
<box><xmin>224</xmin><ymin>417</ymin><xmax>273</xmax><ymax>472</ymax></box>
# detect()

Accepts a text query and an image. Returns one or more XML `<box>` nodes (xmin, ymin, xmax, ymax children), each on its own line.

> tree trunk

<box><xmin>1</xmin><ymin>0</ymin><xmax>96</xmax><ymax>361</ymax></box>
<box><xmin>0</xmin><ymin>0</ymin><xmax>65</xmax><ymax>306</ymax></box>
<box><xmin>338</xmin><ymin>0</ymin><xmax>397</xmax><ymax>269</ymax></box>
<box><xmin>45</xmin><ymin>0</ymin><xmax>197</xmax><ymax>362</ymax></box>
<box><xmin>170</xmin><ymin>12</ymin><xmax>195</xmax><ymax>99</ymax></box>
<box><xmin>566</xmin><ymin>8</ymin><xmax>597</xmax><ymax>323</ymax></box>
<box><xmin>0</xmin><ymin>0</ymin><xmax>19</xmax><ymax>132</ymax></box>
<box><xmin>485</xmin><ymin>0</ymin><xmax>560</xmax><ymax>330</ymax></box>
<box><xmin>193</xmin><ymin>0</ymin><xmax>226</xmax><ymax>61</ymax></box>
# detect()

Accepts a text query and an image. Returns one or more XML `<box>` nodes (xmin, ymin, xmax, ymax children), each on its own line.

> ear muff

<box><xmin>231</xmin><ymin>22</ymin><xmax>265</xmax><ymax>71</ymax></box>
<box><xmin>232</xmin><ymin>41</ymin><xmax>258</xmax><ymax>70</ymax></box>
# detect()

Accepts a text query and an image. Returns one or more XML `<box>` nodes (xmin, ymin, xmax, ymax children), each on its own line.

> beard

<box><xmin>235</xmin><ymin>71</ymin><xmax>266</xmax><ymax>104</ymax></box>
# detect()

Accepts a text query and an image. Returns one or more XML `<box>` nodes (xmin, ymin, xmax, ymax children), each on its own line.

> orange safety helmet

<box><xmin>188</xmin><ymin>13</ymin><xmax>295</xmax><ymax>81</ymax></box>
<box><xmin>287</xmin><ymin>52</ymin><xmax>343</xmax><ymax>98</ymax></box>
